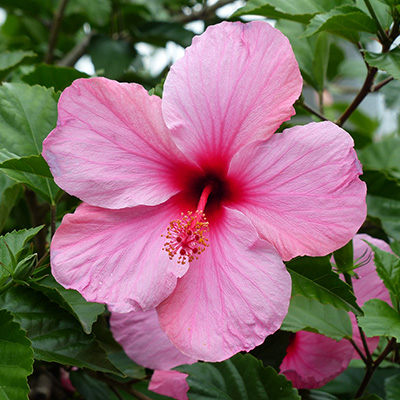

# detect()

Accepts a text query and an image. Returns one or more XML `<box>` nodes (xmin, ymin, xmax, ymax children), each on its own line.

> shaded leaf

<box><xmin>30</xmin><ymin>275</ymin><xmax>105</xmax><ymax>335</ymax></box>
<box><xmin>286</xmin><ymin>256</ymin><xmax>362</xmax><ymax>315</ymax></box>
<box><xmin>178</xmin><ymin>354</ymin><xmax>300</xmax><ymax>400</ymax></box>
<box><xmin>69</xmin><ymin>370</ymin><xmax>121</xmax><ymax>400</ymax></box>
<box><xmin>358</xmin><ymin>299</ymin><xmax>400</xmax><ymax>340</ymax></box>
<box><xmin>281</xmin><ymin>295</ymin><xmax>353</xmax><ymax>340</ymax></box>
<box><xmin>0</xmin><ymin>309</ymin><xmax>33</xmax><ymax>400</ymax></box>
<box><xmin>250</xmin><ymin>330</ymin><xmax>291</xmax><ymax>370</ymax></box>
<box><xmin>22</xmin><ymin>64</ymin><xmax>90</xmax><ymax>92</ymax></box>
<box><xmin>0</xmin><ymin>286</ymin><xmax>123</xmax><ymax>375</ymax></box>
<box><xmin>385</xmin><ymin>373</ymin><xmax>400</xmax><ymax>400</ymax></box>
<box><xmin>367</xmin><ymin>195</ymin><xmax>400</xmax><ymax>240</ymax></box>
<box><xmin>0</xmin><ymin>173</ymin><xmax>21</xmax><ymax>232</ymax></box>
<box><xmin>89</xmin><ymin>35</ymin><xmax>137</xmax><ymax>80</ymax></box>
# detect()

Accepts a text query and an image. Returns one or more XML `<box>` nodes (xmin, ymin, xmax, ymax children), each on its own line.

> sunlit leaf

<box><xmin>0</xmin><ymin>83</ymin><xmax>57</xmax><ymax>157</ymax></box>
<box><xmin>282</xmin><ymin>295</ymin><xmax>353</xmax><ymax>340</ymax></box>
<box><xmin>286</xmin><ymin>256</ymin><xmax>362</xmax><ymax>315</ymax></box>
<box><xmin>358</xmin><ymin>299</ymin><xmax>400</xmax><ymax>340</ymax></box>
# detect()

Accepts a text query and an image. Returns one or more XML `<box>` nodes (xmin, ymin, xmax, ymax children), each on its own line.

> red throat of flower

<box><xmin>162</xmin><ymin>185</ymin><xmax>212</xmax><ymax>264</ymax></box>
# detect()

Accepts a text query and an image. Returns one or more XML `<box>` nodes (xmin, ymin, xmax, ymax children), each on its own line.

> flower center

<box><xmin>162</xmin><ymin>185</ymin><xmax>212</xmax><ymax>264</ymax></box>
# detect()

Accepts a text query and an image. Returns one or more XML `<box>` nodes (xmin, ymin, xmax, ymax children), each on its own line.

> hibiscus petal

<box><xmin>228</xmin><ymin>121</ymin><xmax>367</xmax><ymax>261</ymax></box>
<box><xmin>280</xmin><ymin>331</ymin><xmax>354</xmax><ymax>389</ymax></box>
<box><xmin>157</xmin><ymin>208</ymin><xmax>291</xmax><ymax>361</ymax></box>
<box><xmin>162</xmin><ymin>21</ymin><xmax>302</xmax><ymax>168</ymax></box>
<box><xmin>110</xmin><ymin>309</ymin><xmax>196</xmax><ymax>370</ymax></box>
<box><xmin>149</xmin><ymin>370</ymin><xmax>189</xmax><ymax>400</ymax></box>
<box><xmin>43</xmin><ymin>77</ymin><xmax>192</xmax><ymax>209</ymax></box>
<box><xmin>50</xmin><ymin>199</ymin><xmax>191</xmax><ymax>312</ymax></box>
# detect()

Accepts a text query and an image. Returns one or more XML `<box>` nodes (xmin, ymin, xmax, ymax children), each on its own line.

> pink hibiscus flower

<box><xmin>43</xmin><ymin>21</ymin><xmax>366</xmax><ymax>361</ymax></box>
<box><xmin>279</xmin><ymin>234</ymin><xmax>391</xmax><ymax>389</ymax></box>
<box><xmin>279</xmin><ymin>330</ymin><xmax>354</xmax><ymax>389</ymax></box>
<box><xmin>111</xmin><ymin>309</ymin><xmax>194</xmax><ymax>400</ymax></box>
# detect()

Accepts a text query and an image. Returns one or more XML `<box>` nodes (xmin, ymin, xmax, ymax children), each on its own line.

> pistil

<box><xmin>162</xmin><ymin>185</ymin><xmax>212</xmax><ymax>264</ymax></box>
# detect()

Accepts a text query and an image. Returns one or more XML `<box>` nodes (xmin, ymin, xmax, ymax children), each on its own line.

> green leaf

<box><xmin>233</xmin><ymin>0</ymin><xmax>353</xmax><ymax>23</ymax></box>
<box><xmin>69</xmin><ymin>370</ymin><xmax>121</xmax><ymax>400</ymax></box>
<box><xmin>138</xmin><ymin>22</ymin><xmax>194</xmax><ymax>48</ymax></box>
<box><xmin>281</xmin><ymin>295</ymin><xmax>352</xmax><ymax>340</ymax></box>
<box><xmin>0</xmin><ymin>226</ymin><xmax>43</xmax><ymax>281</ymax></box>
<box><xmin>385</xmin><ymin>373</ymin><xmax>400</xmax><ymax>400</ymax></box>
<box><xmin>358</xmin><ymin>136</ymin><xmax>400</xmax><ymax>173</ymax></box>
<box><xmin>300</xmin><ymin>391</ymin><xmax>340</xmax><ymax>400</ymax></box>
<box><xmin>364</xmin><ymin>48</ymin><xmax>400</xmax><ymax>81</ymax></box>
<box><xmin>0</xmin><ymin>173</ymin><xmax>21</xmax><ymax>232</ymax></box>
<box><xmin>0</xmin><ymin>83</ymin><xmax>57</xmax><ymax>157</ymax></box>
<box><xmin>22</xmin><ymin>64</ymin><xmax>90</xmax><ymax>92</ymax></box>
<box><xmin>286</xmin><ymin>256</ymin><xmax>362</xmax><ymax>315</ymax></box>
<box><xmin>361</xmin><ymin>170</ymin><xmax>400</xmax><ymax>200</ymax></box>
<box><xmin>29</xmin><ymin>275</ymin><xmax>105</xmax><ymax>334</ymax></box>
<box><xmin>275</xmin><ymin>20</ymin><xmax>319</xmax><ymax>90</ymax></box>
<box><xmin>365</xmin><ymin>242</ymin><xmax>400</xmax><ymax>304</ymax></box>
<box><xmin>367</xmin><ymin>195</ymin><xmax>400</xmax><ymax>240</ymax></box>
<box><xmin>89</xmin><ymin>36</ymin><xmax>137</xmax><ymax>80</ymax></box>
<box><xmin>0</xmin><ymin>50</ymin><xmax>35</xmax><ymax>81</ymax></box>
<box><xmin>0</xmin><ymin>286</ymin><xmax>123</xmax><ymax>375</ymax></box>
<box><xmin>0</xmin><ymin>150</ymin><xmax>60</xmax><ymax>204</ymax></box>
<box><xmin>303</xmin><ymin>6</ymin><xmax>378</xmax><ymax>42</ymax></box>
<box><xmin>358</xmin><ymin>298</ymin><xmax>400</xmax><ymax>340</ymax></box>
<box><xmin>0</xmin><ymin>309</ymin><xmax>33</xmax><ymax>400</ymax></box>
<box><xmin>312</xmin><ymin>32</ymin><xmax>330</xmax><ymax>91</ymax></box>
<box><xmin>91</xmin><ymin>316</ymin><xmax>145</xmax><ymax>379</ymax></box>
<box><xmin>178</xmin><ymin>354</ymin><xmax>300</xmax><ymax>400</ymax></box>
<box><xmin>250</xmin><ymin>330</ymin><xmax>291</xmax><ymax>370</ymax></box>
<box><xmin>333</xmin><ymin>240</ymin><xmax>354</xmax><ymax>273</ymax></box>
<box><xmin>66</xmin><ymin>0</ymin><xmax>112</xmax><ymax>26</ymax></box>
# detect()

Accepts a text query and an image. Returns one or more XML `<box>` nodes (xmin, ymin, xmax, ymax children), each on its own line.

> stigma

<box><xmin>162</xmin><ymin>184</ymin><xmax>213</xmax><ymax>264</ymax></box>
<box><xmin>162</xmin><ymin>210</ymin><xmax>209</xmax><ymax>264</ymax></box>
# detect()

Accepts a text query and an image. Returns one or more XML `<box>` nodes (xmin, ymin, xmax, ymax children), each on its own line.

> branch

<box><xmin>371</xmin><ymin>76</ymin><xmax>394</xmax><ymax>92</ymax></box>
<box><xmin>297</xmin><ymin>100</ymin><xmax>329</xmax><ymax>121</ymax></box>
<box><xmin>171</xmin><ymin>0</ymin><xmax>236</xmax><ymax>23</ymax></box>
<box><xmin>336</xmin><ymin>65</ymin><xmax>378</xmax><ymax>127</ymax></box>
<box><xmin>57</xmin><ymin>32</ymin><xmax>95</xmax><ymax>67</ymax></box>
<box><xmin>45</xmin><ymin>0</ymin><xmax>70</xmax><ymax>64</ymax></box>
<box><xmin>355</xmin><ymin>337</ymin><xmax>397</xmax><ymax>398</ymax></box>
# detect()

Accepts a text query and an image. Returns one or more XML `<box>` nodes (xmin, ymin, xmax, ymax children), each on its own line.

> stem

<box><xmin>371</xmin><ymin>76</ymin><xmax>394</xmax><ymax>92</ymax></box>
<box><xmin>355</xmin><ymin>337</ymin><xmax>397</xmax><ymax>398</ymax></box>
<box><xmin>45</xmin><ymin>0</ymin><xmax>70</xmax><ymax>64</ymax></box>
<box><xmin>50</xmin><ymin>204</ymin><xmax>57</xmax><ymax>238</ymax></box>
<box><xmin>336</xmin><ymin>66</ymin><xmax>378</xmax><ymax>126</ymax></box>
<box><xmin>350</xmin><ymin>338</ymin><xmax>368</xmax><ymax>364</ymax></box>
<box><xmin>0</xmin><ymin>279</ymin><xmax>16</xmax><ymax>295</ymax></box>
<box><xmin>58</xmin><ymin>31</ymin><xmax>95</xmax><ymax>67</ymax></box>
<box><xmin>171</xmin><ymin>0</ymin><xmax>235</xmax><ymax>23</ymax></box>
<box><xmin>297</xmin><ymin>100</ymin><xmax>329</xmax><ymax>121</ymax></box>
<box><xmin>363</xmin><ymin>0</ymin><xmax>390</xmax><ymax>47</ymax></box>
